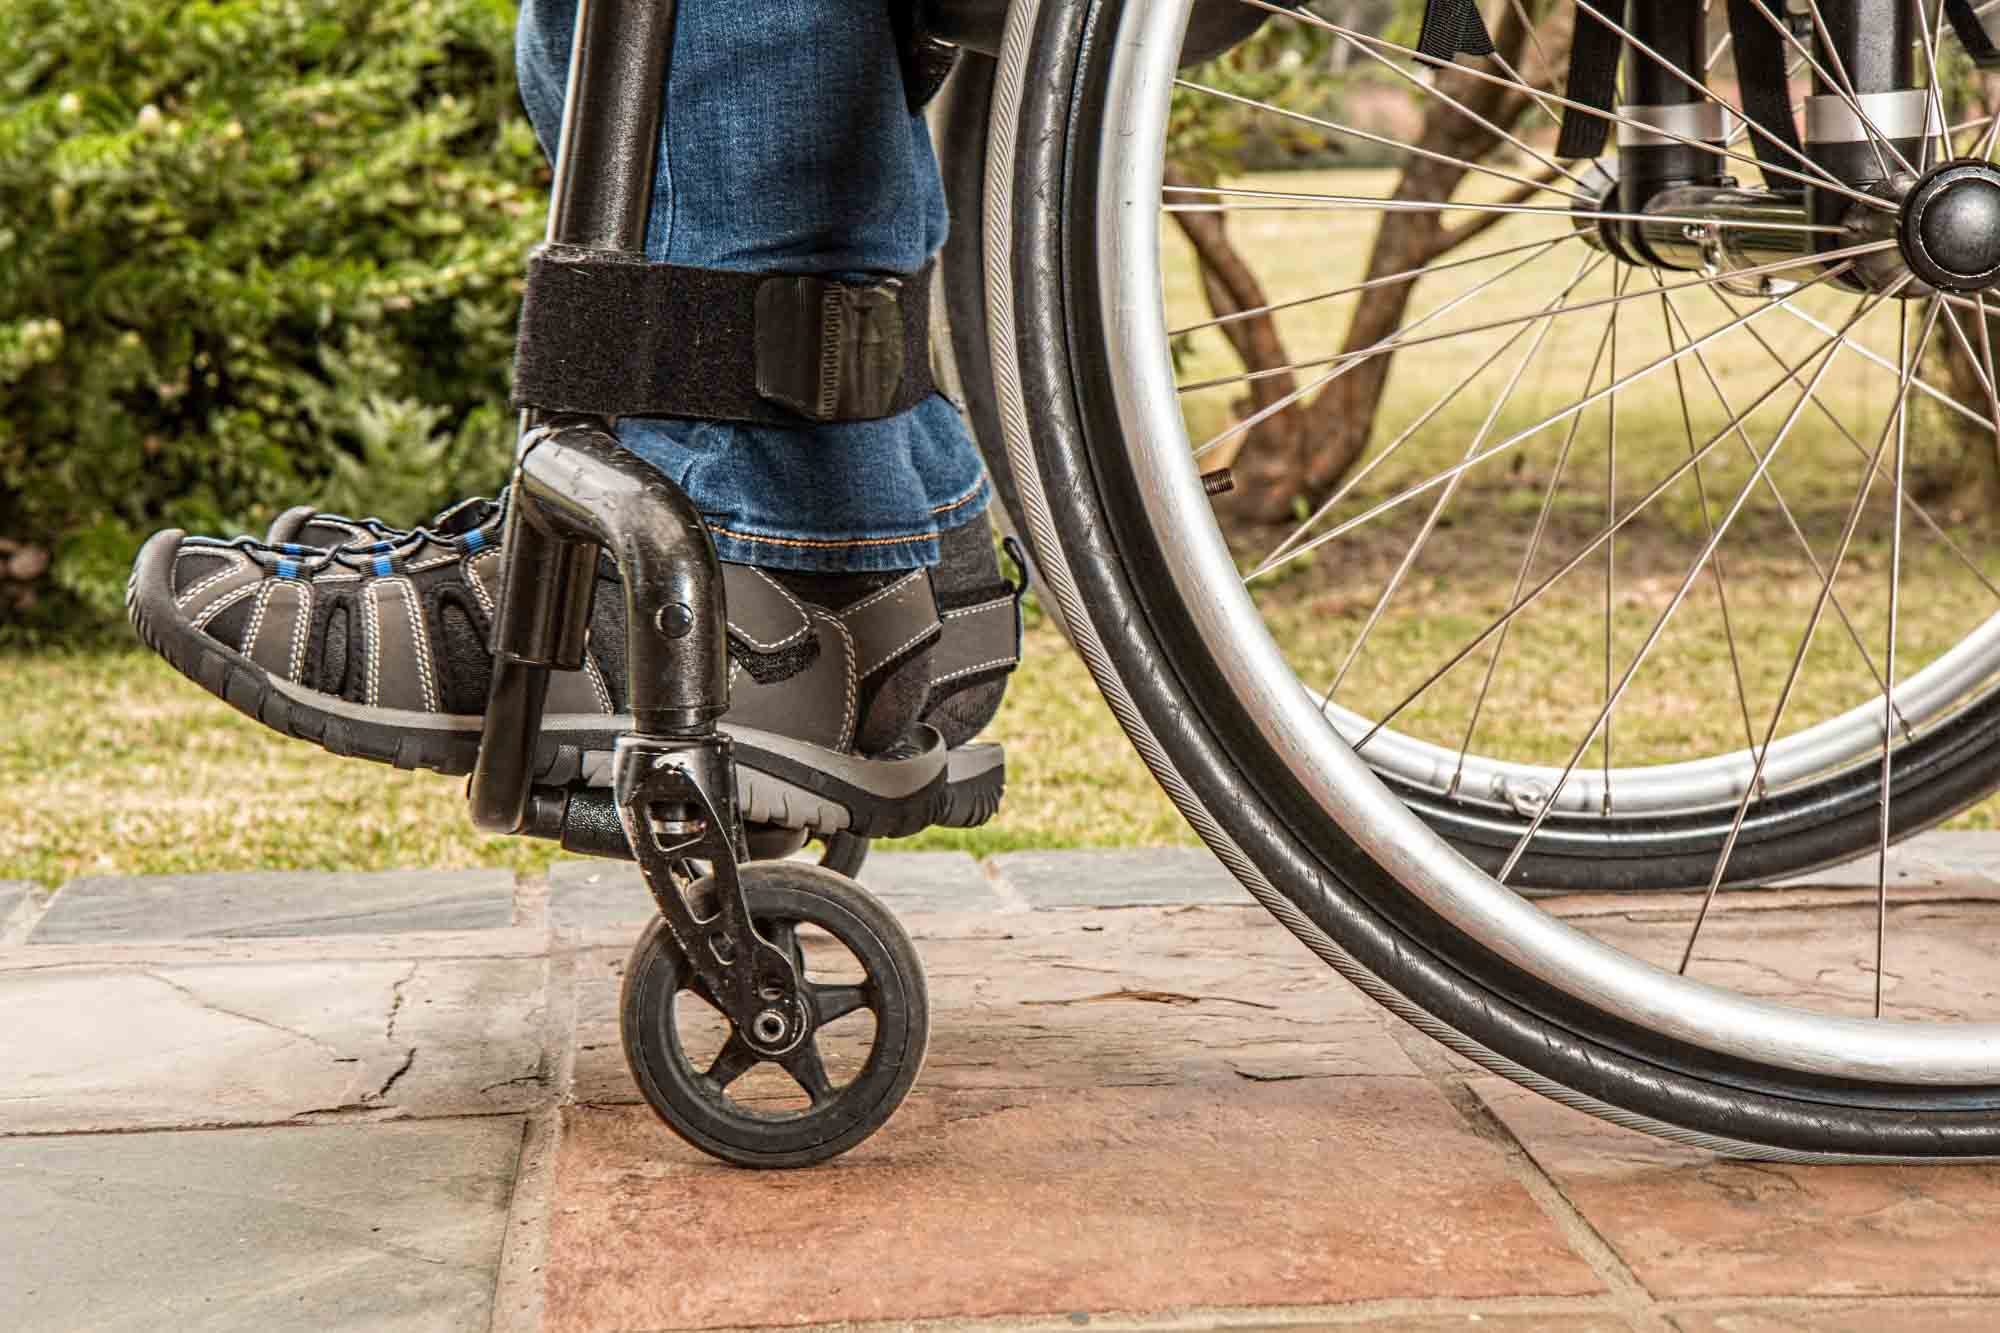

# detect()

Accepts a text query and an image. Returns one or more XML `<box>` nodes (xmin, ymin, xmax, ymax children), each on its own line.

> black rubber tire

<box><xmin>935</xmin><ymin>54</ymin><xmax>1070</xmax><ymax>630</ymax></box>
<box><xmin>620</xmin><ymin>862</ymin><xmax>928</xmax><ymax>1168</ymax></box>
<box><xmin>1006</xmin><ymin>0</ymin><xmax>2000</xmax><ymax>1154</ymax></box>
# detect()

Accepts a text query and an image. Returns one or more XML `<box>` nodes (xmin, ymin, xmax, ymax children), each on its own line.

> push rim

<box><xmin>1094</xmin><ymin>0</ymin><xmax>2000</xmax><ymax>1082</ymax></box>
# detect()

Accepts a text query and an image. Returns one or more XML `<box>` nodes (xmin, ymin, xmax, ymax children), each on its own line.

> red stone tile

<box><xmin>1219</xmin><ymin>1312</ymin><xmax>1637</xmax><ymax>1332</ymax></box>
<box><xmin>1473</xmin><ymin>1079</ymin><xmax>2000</xmax><ymax>1300</ymax></box>
<box><xmin>543</xmin><ymin>1081</ymin><xmax>1601</xmax><ymax>1332</ymax></box>
<box><xmin>1669</xmin><ymin>1299</ymin><xmax>2000</xmax><ymax>1331</ymax></box>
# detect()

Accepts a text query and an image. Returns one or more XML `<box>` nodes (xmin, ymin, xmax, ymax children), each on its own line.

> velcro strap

<box><xmin>1555</xmin><ymin>2</ymin><xmax>1624</xmax><ymax>160</ymax></box>
<box><xmin>839</xmin><ymin>569</ymin><xmax>942</xmax><ymax>680</ymax></box>
<box><xmin>1948</xmin><ymin>0</ymin><xmax>2000</xmax><ymax>68</ymax></box>
<box><xmin>511</xmin><ymin>246</ymin><xmax>936</xmax><ymax>426</ymax></box>
<box><xmin>931</xmin><ymin>592</ymin><xmax>1021</xmax><ymax>687</ymax></box>
<box><xmin>1417</xmin><ymin>0</ymin><xmax>1496</xmax><ymax>60</ymax></box>
<box><xmin>1726</xmin><ymin>0</ymin><xmax>1806</xmax><ymax>171</ymax></box>
<box><xmin>931</xmin><ymin>539</ymin><xmax>1029</xmax><ymax>689</ymax></box>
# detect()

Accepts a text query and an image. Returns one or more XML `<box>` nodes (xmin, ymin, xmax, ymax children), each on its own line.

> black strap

<box><xmin>1726</xmin><ymin>0</ymin><xmax>1805</xmax><ymax>172</ymax></box>
<box><xmin>889</xmin><ymin>0</ymin><xmax>959</xmax><ymax>112</ymax></box>
<box><xmin>1555</xmin><ymin>2</ymin><xmax>1624</xmax><ymax>160</ymax></box>
<box><xmin>1417</xmin><ymin>0</ymin><xmax>1497</xmax><ymax>60</ymax></box>
<box><xmin>511</xmin><ymin>247</ymin><xmax>935</xmax><ymax>427</ymax></box>
<box><xmin>1947</xmin><ymin>0</ymin><xmax>2000</xmax><ymax>68</ymax></box>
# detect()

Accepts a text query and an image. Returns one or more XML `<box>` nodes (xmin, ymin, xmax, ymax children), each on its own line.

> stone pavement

<box><xmin>5</xmin><ymin>839</ymin><xmax>2000</xmax><ymax>1332</ymax></box>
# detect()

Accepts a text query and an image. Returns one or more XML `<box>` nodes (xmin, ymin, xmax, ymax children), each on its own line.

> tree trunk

<box><xmin>1165</xmin><ymin>165</ymin><xmax>1311</xmax><ymax>499</ymax></box>
<box><xmin>1194</xmin><ymin>1</ymin><xmax>1556</xmax><ymax>522</ymax></box>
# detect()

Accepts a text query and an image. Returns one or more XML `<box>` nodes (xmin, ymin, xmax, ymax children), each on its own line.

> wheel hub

<box><xmin>1900</xmin><ymin>160</ymin><xmax>2000</xmax><ymax>293</ymax></box>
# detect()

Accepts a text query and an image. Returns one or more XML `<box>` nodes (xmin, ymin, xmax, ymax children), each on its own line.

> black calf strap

<box><xmin>1726</xmin><ymin>0</ymin><xmax>1805</xmax><ymax>173</ymax></box>
<box><xmin>1554</xmin><ymin>1</ymin><xmax>1624</xmax><ymax>160</ymax></box>
<box><xmin>1416</xmin><ymin>0</ymin><xmax>1496</xmax><ymax>60</ymax></box>
<box><xmin>1947</xmin><ymin>0</ymin><xmax>2000</xmax><ymax>68</ymax></box>
<box><xmin>511</xmin><ymin>246</ymin><xmax>935</xmax><ymax>427</ymax></box>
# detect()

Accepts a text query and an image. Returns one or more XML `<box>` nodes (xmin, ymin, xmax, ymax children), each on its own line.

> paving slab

<box><xmin>546</xmin><ymin>903</ymin><xmax>1597</xmax><ymax>1330</ymax></box>
<box><xmin>549</xmin><ymin>851</ymin><xmax>1005</xmax><ymax>931</ymax></box>
<box><xmin>988</xmin><ymin>848</ymin><xmax>1247</xmax><ymax>908</ymax></box>
<box><xmin>1</xmin><ymin>956</ymin><xmax>549</xmax><ymax>1134</ymax></box>
<box><xmin>1538</xmin><ymin>884</ymin><xmax>2000</xmax><ymax>1019</ymax></box>
<box><xmin>568</xmin><ymin>905</ymin><xmax>1405</xmax><ymax>1105</ymax></box>
<box><xmin>30</xmin><ymin>869</ymin><xmax>515</xmax><ymax>943</ymax></box>
<box><xmin>1774</xmin><ymin>829</ymin><xmax>2000</xmax><ymax>891</ymax></box>
<box><xmin>1667</xmin><ymin>1299</ymin><xmax>2000</xmax><ymax>1330</ymax></box>
<box><xmin>1471</xmin><ymin>1077</ymin><xmax>2000</xmax><ymax>1300</ymax></box>
<box><xmin>2</xmin><ymin>1117</ymin><xmax>521</xmax><ymax>1333</ymax></box>
<box><xmin>544</xmin><ymin>1082</ymin><xmax>1601</xmax><ymax>1332</ymax></box>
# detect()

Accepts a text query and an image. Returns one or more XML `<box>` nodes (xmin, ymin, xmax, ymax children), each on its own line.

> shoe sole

<box><xmin>130</xmin><ymin>531</ymin><xmax>996</xmax><ymax>839</ymax></box>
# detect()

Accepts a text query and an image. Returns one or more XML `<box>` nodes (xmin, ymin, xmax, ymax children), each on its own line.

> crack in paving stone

<box><xmin>1019</xmin><ymin>988</ymin><xmax>1280</xmax><ymax>1011</ymax></box>
<box><xmin>480</xmin><ymin>1056</ymin><xmax>551</xmax><ymax>1096</ymax></box>
<box><xmin>371</xmin><ymin>1046</ymin><xmax>418</xmax><ymax>1102</ymax></box>
<box><xmin>384</xmin><ymin>960</ymin><xmax>421</xmax><ymax>1043</ymax></box>
<box><xmin>137</xmin><ymin>970</ymin><xmax>350</xmax><ymax>1060</ymax></box>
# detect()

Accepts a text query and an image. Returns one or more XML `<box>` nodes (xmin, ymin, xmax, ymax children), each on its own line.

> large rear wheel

<box><xmin>990</xmin><ymin>0</ymin><xmax>2000</xmax><ymax>1157</ymax></box>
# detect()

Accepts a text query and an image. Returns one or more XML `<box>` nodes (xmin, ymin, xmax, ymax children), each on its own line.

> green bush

<box><xmin>0</xmin><ymin>0</ymin><xmax>546</xmax><ymax>638</ymax></box>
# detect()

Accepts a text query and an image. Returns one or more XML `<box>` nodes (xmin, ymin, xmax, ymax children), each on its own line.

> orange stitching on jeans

<box><xmin>707</xmin><ymin>525</ymin><xmax>940</xmax><ymax>551</ymax></box>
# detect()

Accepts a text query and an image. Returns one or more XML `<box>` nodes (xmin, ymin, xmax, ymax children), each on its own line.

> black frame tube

<box><xmin>470</xmin><ymin>0</ymin><xmax>726</xmax><ymax>836</ymax></box>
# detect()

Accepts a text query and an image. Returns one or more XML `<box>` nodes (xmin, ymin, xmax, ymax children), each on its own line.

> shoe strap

<box><xmin>838</xmin><ymin>570</ymin><xmax>941</xmax><ymax>680</ymax></box>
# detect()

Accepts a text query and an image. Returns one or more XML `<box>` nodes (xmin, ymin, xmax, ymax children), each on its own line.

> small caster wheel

<box><xmin>815</xmin><ymin>830</ymin><xmax>869</xmax><ymax>878</ymax></box>
<box><xmin>620</xmin><ymin>860</ymin><xmax>927</xmax><ymax>1168</ymax></box>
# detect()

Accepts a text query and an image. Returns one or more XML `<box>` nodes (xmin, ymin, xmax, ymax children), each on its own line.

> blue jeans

<box><xmin>516</xmin><ymin>0</ymin><xmax>989</xmax><ymax>572</ymax></box>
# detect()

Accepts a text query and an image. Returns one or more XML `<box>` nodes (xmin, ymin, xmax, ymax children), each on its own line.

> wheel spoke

<box><xmin>1878</xmin><ymin>301</ymin><xmax>1916</xmax><ymax>1017</ymax></box>
<box><xmin>809</xmin><ymin>982</ymin><xmax>872</xmax><ymax>1026</ymax></box>
<box><xmin>1256</xmin><ymin>254</ymin><xmax>1611</xmax><ymax>577</ymax></box>
<box><xmin>779</xmin><ymin>1039</ymin><xmax>835</xmax><ymax>1105</ymax></box>
<box><xmin>1168</xmin><ymin>233</ymin><xmax>1563</xmax><ymax>340</ymax></box>
<box><xmin>1918</xmin><ymin>0</ymin><xmax>1950</xmax><ymax>173</ymax></box>
<box><xmin>1181</xmin><ymin>240</ymin><xmax>1891</xmax><ymax>400</ymax></box>
<box><xmin>1450</xmin><ymin>279</ymin><xmax>1623</xmax><ymax>791</ymax></box>
<box><xmin>1320</xmin><ymin>251</ymin><xmax>1601</xmax><ymax>706</ymax></box>
<box><xmin>1496</xmin><ymin>283</ymin><xmax>1904</xmax><ymax>883</ymax></box>
<box><xmin>1675</xmin><ymin>293</ymin><xmax>1924</xmax><ymax>739</ymax></box>
<box><xmin>1197</xmin><ymin>235</ymin><xmax>1570</xmax><ymax>461</ymax></box>
<box><xmin>1247</xmin><ymin>259</ymin><xmax>1872</xmax><ymax>582</ymax></box>
<box><xmin>1351</xmin><ymin>280</ymin><xmax>1888</xmax><ymax>755</ymax></box>
<box><xmin>1731</xmin><ymin>311</ymin><xmax>2000</xmax><ymax>625</ymax></box>
<box><xmin>1654</xmin><ymin>276</ymin><xmax>1761</xmax><ymax>761</ymax></box>
<box><xmin>1175</xmin><ymin>78</ymin><xmax>1592</xmax><ymax>206</ymax></box>
<box><xmin>1679</xmin><ymin>295</ymin><xmax>1941</xmax><ymax>975</ymax></box>
<box><xmin>1603</xmin><ymin>269</ymin><xmax>1620</xmax><ymax>813</ymax></box>
<box><xmin>705</xmin><ymin>1032</ymin><xmax>761</xmax><ymax>1091</ymax></box>
<box><xmin>1297</xmin><ymin>12</ymin><xmax>1593</xmax><ymax>193</ymax></box>
<box><xmin>1245</xmin><ymin>1</ymin><xmax>1898</xmax><ymax>212</ymax></box>
<box><xmin>1163</xmin><ymin>185</ymin><xmax>1853</xmax><ymax>235</ymax></box>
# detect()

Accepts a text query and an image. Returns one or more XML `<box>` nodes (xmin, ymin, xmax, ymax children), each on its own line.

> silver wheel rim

<box><xmin>1094</xmin><ymin>0</ymin><xmax>2000</xmax><ymax>1082</ymax></box>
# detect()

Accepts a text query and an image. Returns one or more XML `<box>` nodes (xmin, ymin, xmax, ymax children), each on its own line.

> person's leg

<box><xmin>515</xmin><ymin>0</ymin><xmax>988</xmax><ymax>574</ymax></box>
<box><xmin>129</xmin><ymin>0</ymin><xmax>1014</xmax><ymax>823</ymax></box>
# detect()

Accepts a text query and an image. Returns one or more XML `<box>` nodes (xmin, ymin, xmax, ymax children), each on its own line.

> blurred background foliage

<box><xmin>0</xmin><ymin>0</ymin><xmax>546</xmax><ymax>639</ymax></box>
